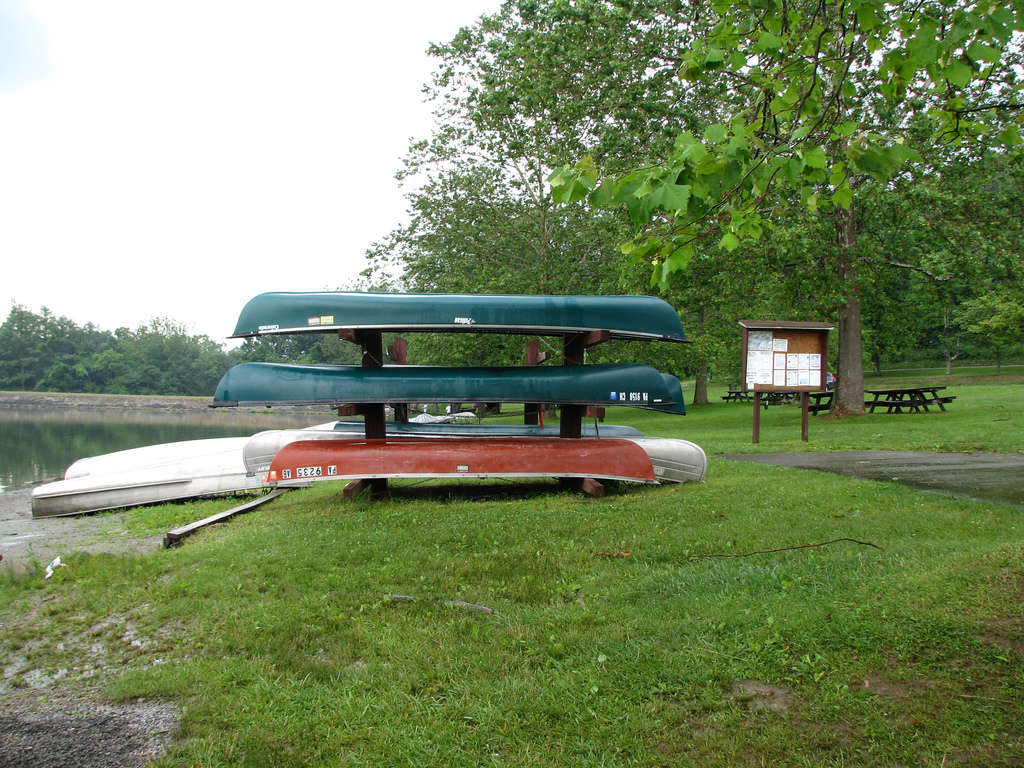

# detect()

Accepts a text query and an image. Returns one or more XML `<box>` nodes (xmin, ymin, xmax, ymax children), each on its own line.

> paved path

<box><xmin>725</xmin><ymin>451</ymin><xmax>1024</xmax><ymax>507</ymax></box>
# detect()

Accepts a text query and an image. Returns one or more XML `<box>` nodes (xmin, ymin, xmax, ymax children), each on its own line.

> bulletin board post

<box><xmin>739</xmin><ymin>320</ymin><xmax>833</xmax><ymax>444</ymax></box>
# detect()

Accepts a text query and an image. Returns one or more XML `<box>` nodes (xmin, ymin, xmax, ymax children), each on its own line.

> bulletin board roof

<box><xmin>738</xmin><ymin>320</ymin><xmax>833</xmax><ymax>331</ymax></box>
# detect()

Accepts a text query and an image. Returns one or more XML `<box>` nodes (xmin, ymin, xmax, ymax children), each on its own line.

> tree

<box><xmin>0</xmin><ymin>305</ymin><xmax>243</xmax><ymax>396</ymax></box>
<box><xmin>957</xmin><ymin>289</ymin><xmax>1024</xmax><ymax>370</ymax></box>
<box><xmin>552</xmin><ymin>0</ymin><xmax>1024</xmax><ymax>413</ymax></box>
<box><xmin>365</xmin><ymin>1</ymin><xmax>734</xmax><ymax>366</ymax></box>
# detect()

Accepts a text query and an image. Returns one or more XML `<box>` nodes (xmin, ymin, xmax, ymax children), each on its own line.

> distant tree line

<box><xmin>0</xmin><ymin>305</ymin><xmax>360</xmax><ymax>397</ymax></box>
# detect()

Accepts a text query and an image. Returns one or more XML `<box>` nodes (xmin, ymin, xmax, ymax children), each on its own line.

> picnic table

<box><xmin>865</xmin><ymin>386</ymin><xmax>955</xmax><ymax>413</ymax></box>
<box><xmin>721</xmin><ymin>386</ymin><xmax>753</xmax><ymax>403</ymax></box>
<box><xmin>808</xmin><ymin>390</ymin><xmax>833</xmax><ymax>415</ymax></box>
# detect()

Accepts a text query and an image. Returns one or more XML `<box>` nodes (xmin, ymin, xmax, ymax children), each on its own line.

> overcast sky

<box><xmin>0</xmin><ymin>1</ymin><xmax>499</xmax><ymax>343</ymax></box>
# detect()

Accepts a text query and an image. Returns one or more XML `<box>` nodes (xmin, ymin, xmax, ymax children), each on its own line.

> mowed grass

<box><xmin>1</xmin><ymin>370</ymin><xmax>1022</xmax><ymax>767</ymax></box>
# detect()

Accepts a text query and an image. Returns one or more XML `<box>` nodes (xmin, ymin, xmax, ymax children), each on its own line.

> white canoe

<box><xmin>64</xmin><ymin>437</ymin><xmax>253</xmax><ymax>479</ymax></box>
<box><xmin>31</xmin><ymin>437</ymin><xmax>265</xmax><ymax>518</ymax></box>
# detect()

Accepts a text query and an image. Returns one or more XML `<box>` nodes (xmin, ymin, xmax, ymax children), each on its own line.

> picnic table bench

<box><xmin>865</xmin><ymin>386</ymin><xmax>955</xmax><ymax>413</ymax></box>
<box><xmin>808</xmin><ymin>390</ymin><xmax>833</xmax><ymax>415</ymax></box>
<box><xmin>722</xmin><ymin>386</ymin><xmax>753</xmax><ymax>403</ymax></box>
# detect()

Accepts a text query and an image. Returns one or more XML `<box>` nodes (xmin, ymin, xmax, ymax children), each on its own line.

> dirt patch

<box><xmin>731</xmin><ymin>679</ymin><xmax>795</xmax><ymax>712</ymax></box>
<box><xmin>0</xmin><ymin>689</ymin><xmax>179</xmax><ymax>768</ymax></box>
<box><xmin>0</xmin><ymin>488</ymin><xmax>163</xmax><ymax>571</ymax></box>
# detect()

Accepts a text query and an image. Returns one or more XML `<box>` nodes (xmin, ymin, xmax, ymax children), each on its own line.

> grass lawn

<box><xmin>2</xmin><ymin>369</ymin><xmax>1022</xmax><ymax>766</ymax></box>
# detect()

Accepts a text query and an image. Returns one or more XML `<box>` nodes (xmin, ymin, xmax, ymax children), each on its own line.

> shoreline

<box><xmin>0</xmin><ymin>390</ymin><xmax>330</xmax><ymax>415</ymax></box>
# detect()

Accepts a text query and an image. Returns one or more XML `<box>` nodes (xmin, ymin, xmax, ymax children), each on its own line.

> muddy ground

<box><xmin>0</xmin><ymin>489</ymin><xmax>164</xmax><ymax>574</ymax></box>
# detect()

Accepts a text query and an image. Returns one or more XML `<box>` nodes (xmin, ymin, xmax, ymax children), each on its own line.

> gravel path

<box><xmin>0</xmin><ymin>689</ymin><xmax>180</xmax><ymax>768</ymax></box>
<box><xmin>1</xmin><ymin>489</ymin><xmax>180</xmax><ymax>766</ymax></box>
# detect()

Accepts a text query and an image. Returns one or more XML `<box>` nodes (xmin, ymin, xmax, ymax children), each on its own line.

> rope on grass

<box><xmin>687</xmin><ymin>537</ymin><xmax>883</xmax><ymax>560</ymax></box>
<box><xmin>385</xmin><ymin>593</ymin><xmax>496</xmax><ymax>614</ymax></box>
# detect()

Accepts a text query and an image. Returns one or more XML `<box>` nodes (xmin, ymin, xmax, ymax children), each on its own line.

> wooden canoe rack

<box><xmin>330</xmin><ymin>327</ymin><xmax>617</xmax><ymax>496</ymax></box>
<box><xmin>217</xmin><ymin>292</ymin><xmax>689</xmax><ymax>499</ymax></box>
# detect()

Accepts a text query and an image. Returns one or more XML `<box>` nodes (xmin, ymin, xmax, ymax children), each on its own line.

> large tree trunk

<box><xmin>834</xmin><ymin>205</ymin><xmax>865</xmax><ymax>415</ymax></box>
<box><xmin>693</xmin><ymin>363</ymin><xmax>709</xmax><ymax>405</ymax></box>
<box><xmin>691</xmin><ymin>308</ymin><xmax>709</xmax><ymax>405</ymax></box>
<box><xmin>942</xmin><ymin>307</ymin><xmax>959</xmax><ymax>375</ymax></box>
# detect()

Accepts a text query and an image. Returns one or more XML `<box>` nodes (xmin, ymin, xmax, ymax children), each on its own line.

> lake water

<box><xmin>0</xmin><ymin>408</ymin><xmax>329</xmax><ymax>492</ymax></box>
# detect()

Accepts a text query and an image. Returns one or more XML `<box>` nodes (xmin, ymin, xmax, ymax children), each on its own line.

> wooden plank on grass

<box><xmin>163</xmin><ymin>489</ymin><xmax>289</xmax><ymax>548</ymax></box>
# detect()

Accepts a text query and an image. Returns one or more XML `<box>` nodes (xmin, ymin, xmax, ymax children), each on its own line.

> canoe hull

<box><xmin>64</xmin><ymin>437</ymin><xmax>251</xmax><ymax>480</ymax></box>
<box><xmin>268</xmin><ymin>438</ymin><xmax>659</xmax><ymax>485</ymax></box>
<box><xmin>30</xmin><ymin>471</ymin><xmax>266</xmax><ymax>518</ymax></box>
<box><xmin>212</xmin><ymin>363</ymin><xmax>686</xmax><ymax>414</ymax></box>
<box><xmin>231</xmin><ymin>292</ymin><xmax>689</xmax><ymax>343</ymax></box>
<box><xmin>31</xmin><ymin>437</ymin><xmax>265</xmax><ymax>518</ymax></box>
<box><xmin>243</xmin><ymin>422</ymin><xmax>644</xmax><ymax>476</ymax></box>
<box><xmin>629</xmin><ymin>438</ymin><xmax>707</xmax><ymax>484</ymax></box>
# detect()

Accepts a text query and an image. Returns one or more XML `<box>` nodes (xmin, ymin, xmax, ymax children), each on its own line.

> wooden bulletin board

<box><xmin>739</xmin><ymin>320</ymin><xmax>833</xmax><ymax>393</ymax></box>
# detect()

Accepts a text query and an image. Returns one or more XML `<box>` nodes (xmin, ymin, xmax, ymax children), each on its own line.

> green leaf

<box><xmin>673</xmin><ymin>131</ymin><xmax>699</xmax><ymax>151</ymax></box>
<box><xmin>967</xmin><ymin>41</ymin><xmax>1001</xmax><ymax>62</ymax></box>
<box><xmin>705</xmin><ymin>47</ymin><xmax>726</xmax><ymax>64</ymax></box>
<box><xmin>719</xmin><ymin>232</ymin><xmax>740</xmax><ymax>252</ymax></box>
<box><xmin>856</xmin><ymin>4</ymin><xmax>881</xmax><ymax>31</ymax></box>
<box><xmin>832</xmin><ymin>184</ymin><xmax>854</xmax><ymax>209</ymax></box>
<box><xmin>666</xmin><ymin>243</ymin><xmax>694</xmax><ymax>272</ymax></box>
<box><xmin>703</xmin><ymin>123</ymin><xmax>728</xmax><ymax>143</ymax></box>
<box><xmin>724</xmin><ymin>135</ymin><xmax>749</xmax><ymax>158</ymax></box>
<box><xmin>588</xmin><ymin>181</ymin><xmax>614</xmax><ymax>207</ymax></box>
<box><xmin>660</xmin><ymin>183</ymin><xmax>691</xmax><ymax>213</ymax></box>
<box><xmin>784</xmin><ymin>157</ymin><xmax>803</xmax><ymax>184</ymax></box>
<box><xmin>829</xmin><ymin>163</ymin><xmax>846</xmax><ymax>188</ymax></box>
<box><xmin>574</xmin><ymin>155</ymin><xmax>598</xmax><ymax>182</ymax></box>
<box><xmin>998</xmin><ymin>125</ymin><xmax>1022</xmax><ymax>146</ymax></box>
<box><xmin>943</xmin><ymin>60</ymin><xmax>973</xmax><ymax>87</ymax></box>
<box><xmin>756</xmin><ymin>32</ymin><xmax>783</xmax><ymax>52</ymax></box>
<box><xmin>681</xmin><ymin>141</ymin><xmax>708</xmax><ymax>164</ymax></box>
<box><xmin>656</xmin><ymin>260</ymin><xmax>673</xmax><ymax>289</ymax></box>
<box><xmin>802</xmin><ymin>146</ymin><xmax>828</xmax><ymax>169</ymax></box>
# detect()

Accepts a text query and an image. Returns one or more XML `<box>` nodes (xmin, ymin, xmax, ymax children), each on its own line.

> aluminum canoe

<box><xmin>627</xmin><ymin>438</ymin><xmax>707</xmax><ymax>484</ymax></box>
<box><xmin>30</xmin><ymin>438</ymin><xmax>266</xmax><ymax>518</ymax></box>
<box><xmin>230</xmin><ymin>291</ymin><xmax>688</xmax><ymax>342</ymax></box>
<box><xmin>63</xmin><ymin>437</ymin><xmax>252</xmax><ymax>479</ymax></box>
<box><xmin>267</xmin><ymin>437</ymin><xmax>659</xmax><ymax>485</ymax></box>
<box><xmin>212</xmin><ymin>363</ymin><xmax>686</xmax><ymax>414</ymax></box>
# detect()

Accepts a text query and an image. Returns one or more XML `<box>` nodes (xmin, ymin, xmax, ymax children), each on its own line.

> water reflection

<box><xmin>0</xmin><ymin>407</ymin><xmax>331</xmax><ymax>491</ymax></box>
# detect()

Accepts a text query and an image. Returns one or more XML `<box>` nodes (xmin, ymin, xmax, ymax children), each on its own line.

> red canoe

<box><xmin>267</xmin><ymin>437</ymin><xmax>658</xmax><ymax>485</ymax></box>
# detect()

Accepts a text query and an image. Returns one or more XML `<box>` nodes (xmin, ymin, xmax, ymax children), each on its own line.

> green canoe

<box><xmin>212</xmin><ymin>363</ymin><xmax>686</xmax><ymax>414</ymax></box>
<box><xmin>230</xmin><ymin>292</ymin><xmax>688</xmax><ymax>342</ymax></box>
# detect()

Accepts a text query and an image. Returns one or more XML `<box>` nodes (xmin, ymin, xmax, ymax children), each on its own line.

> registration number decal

<box><xmin>610</xmin><ymin>391</ymin><xmax>649</xmax><ymax>402</ymax></box>
<box><xmin>296</xmin><ymin>465</ymin><xmax>323</xmax><ymax>478</ymax></box>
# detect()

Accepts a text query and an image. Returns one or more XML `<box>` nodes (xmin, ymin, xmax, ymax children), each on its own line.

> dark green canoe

<box><xmin>212</xmin><ymin>363</ymin><xmax>686</xmax><ymax>414</ymax></box>
<box><xmin>230</xmin><ymin>292</ymin><xmax>688</xmax><ymax>342</ymax></box>
<box><xmin>327</xmin><ymin>421</ymin><xmax>644</xmax><ymax>437</ymax></box>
